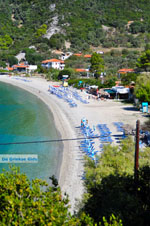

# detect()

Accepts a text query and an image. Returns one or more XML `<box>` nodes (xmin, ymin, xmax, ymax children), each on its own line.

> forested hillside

<box><xmin>0</xmin><ymin>0</ymin><xmax>150</xmax><ymax>61</ymax></box>
<box><xmin>0</xmin><ymin>0</ymin><xmax>53</xmax><ymax>51</ymax></box>
<box><xmin>55</xmin><ymin>0</ymin><xmax>150</xmax><ymax>50</ymax></box>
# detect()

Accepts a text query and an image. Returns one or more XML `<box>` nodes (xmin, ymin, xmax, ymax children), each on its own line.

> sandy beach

<box><xmin>0</xmin><ymin>75</ymin><xmax>147</xmax><ymax>212</ymax></box>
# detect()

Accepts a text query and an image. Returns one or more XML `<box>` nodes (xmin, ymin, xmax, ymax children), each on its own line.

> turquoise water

<box><xmin>0</xmin><ymin>82</ymin><xmax>62</xmax><ymax>182</ymax></box>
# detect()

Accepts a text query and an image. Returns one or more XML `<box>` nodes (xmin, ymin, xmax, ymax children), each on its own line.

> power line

<box><xmin>0</xmin><ymin>136</ymin><xmax>100</xmax><ymax>146</ymax></box>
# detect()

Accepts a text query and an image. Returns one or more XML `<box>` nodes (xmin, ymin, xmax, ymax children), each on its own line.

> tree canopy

<box><xmin>121</xmin><ymin>72</ymin><xmax>138</xmax><ymax>86</ymax></box>
<box><xmin>0</xmin><ymin>35</ymin><xmax>13</xmax><ymax>50</ymax></box>
<box><xmin>35</xmin><ymin>24</ymin><xmax>47</xmax><ymax>38</ymax></box>
<box><xmin>136</xmin><ymin>50</ymin><xmax>150</xmax><ymax>72</ymax></box>
<box><xmin>81</xmin><ymin>138</ymin><xmax>150</xmax><ymax>226</ymax></box>
<box><xmin>0</xmin><ymin>166</ymin><xmax>90</xmax><ymax>225</ymax></box>
<box><xmin>134</xmin><ymin>73</ymin><xmax>150</xmax><ymax>103</ymax></box>
<box><xmin>90</xmin><ymin>52</ymin><xmax>104</xmax><ymax>78</ymax></box>
<box><xmin>0</xmin><ymin>166</ymin><xmax>124</xmax><ymax>226</ymax></box>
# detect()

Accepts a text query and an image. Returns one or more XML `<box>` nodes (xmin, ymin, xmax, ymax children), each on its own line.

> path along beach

<box><xmin>0</xmin><ymin>75</ymin><xmax>147</xmax><ymax>212</ymax></box>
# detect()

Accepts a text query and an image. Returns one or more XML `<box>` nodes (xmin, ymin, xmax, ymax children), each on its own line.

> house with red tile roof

<box><xmin>73</xmin><ymin>53</ymin><xmax>82</xmax><ymax>57</ymax></box>
<box><xmin>75</xmin><ymin>68</ymin><xmax>90</xmax><ymax>77</ymax></box>
<box><xmin>6</xmin><ymin>67</ymin><xmax>14</xmax><ymax>71</ymax></box>
<box><xmin>7</xmin><ymin>63</ymin><xmax>37</xmax><ymax>73</ymax></box>
<box><xmin>41</xmin><ymin>59</ymin><xmax>65</xmax><ymax>70</ymax></box>
<box><xmin>75</xmin><ymin>68</ymin><xmax>89</xmax><ymax>72</ymax></box>
<box><xmin>73</xmin><ymin>53</ymin><xmax>92</xmax><ymax>58</ymax></box>
<box><xmin>11</xmin><ymin>63</ymin><xmax>29</xmax><ymax>72</ymax></box>
<box><xmin>84</xmin><ymin>54</ymin><xmax>92</xmax><ymax>58</ymax></box>
<box><xmin>118</xmin><ymin>68</ymin><xmax>135</xmax><ymax>74</ymax></box>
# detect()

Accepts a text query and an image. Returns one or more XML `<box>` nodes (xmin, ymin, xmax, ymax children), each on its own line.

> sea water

<box><xmin>0</xmin><ymin>82</ymin><xmax>62</xmax><ymax>182</ymax></box>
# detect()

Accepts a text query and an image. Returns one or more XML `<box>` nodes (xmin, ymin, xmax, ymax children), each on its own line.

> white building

<box><xmin>27</xmin><ymin>65</ymin><xmax>37</xmax><ymax>74</ymax></box>
<box><xmin>112</xmin><ymin>86</ymin><xmax>129</xmax><ymax>94</ymax></box>
<box><xmin>59</xmin><ymin>52</ymin><xmax>73</xmax><ymax>61</ymax></box>
<box><xmin>112</xmin><ymin>86</ymin><xmax>130</xmax><ymax>99</ymax></box>
<box><xmin>41</xmin><ymin>59</ymin><xmax>65</xmax><ymax>70</ymax></box>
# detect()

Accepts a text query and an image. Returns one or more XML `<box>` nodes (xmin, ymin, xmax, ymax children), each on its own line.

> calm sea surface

<box><xmin>0</xmin><ymin>81</ymin><xmax>62</xmax><ymax>182</ymax></box>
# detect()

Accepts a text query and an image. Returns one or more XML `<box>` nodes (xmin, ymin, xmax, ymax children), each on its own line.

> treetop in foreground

<box><xmin>0</xmin><ymin>166</ymin><xmax>79</xmax><ymax>225</ymax></box>
<box><xmin>0</xmin><ymin>166</ymin><xmax>122</xmax><ymax>226</ymax></box>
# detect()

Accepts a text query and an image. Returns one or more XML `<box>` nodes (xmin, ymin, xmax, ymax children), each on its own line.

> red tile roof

<box><xmin>73</xmin><ymin>53</ymin><xmax>82</xmax><ymax>57</ymax></box>
<box><xmin>128</xmin><ymin>21</ymin><xmax>134</xmax><ymax>24</ymax></box>
<box><xmin>84</xmin><ymin>54</ymin><xmax>92</xmax><ymax>58</ymax></box>
<box><xmin>42</xmin><ymin>59</ymin><xmax>64</xmax><ymax>63</ymax></box>
<box><xmin>75</xmin><ymin>68</ymin><xmax>87</xmax><ymax>72</ymax></box>
<box><xmin>73</xmin><ymin>53</ymin><xmax>91</xmax><ymax>58</ymax></box>
<box><xmin>118</xmin><ymin>68</ymin><xmax>135</xmax><ymax>74</ymax></box>
<box><xmin>13</xmin><ymin>65</ymin><xmax>28</xmax><ymax>68</ymax></box>
<box><xmin>7</xmin><ymin>67</ymin><xmax>14</xmax><ymax>71</ymax></box>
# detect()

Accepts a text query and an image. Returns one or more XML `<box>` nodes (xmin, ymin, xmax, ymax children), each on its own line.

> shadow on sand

<box><xmin>142</xmin><ymin>114</ymin><xmax>150</xmax><ymax>118</ymax></box>
<box><xmin>123</xmin><ymin>106</ymin><xmax>139</xmax><ymax>111</ymax></box>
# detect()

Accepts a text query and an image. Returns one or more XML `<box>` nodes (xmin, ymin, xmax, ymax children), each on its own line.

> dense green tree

<box><xmin>0</xmin><ymin>166</ymin><xmax>76</xmax><ymax>225</ymax></box>
<box><xmin>58</xmin><ymin>68</ymin><xmax>75</xmax><ymax>80</ymax></box>
<box><xmin>7</xmin><ymin>55</ymin><xmax>18</xmax><ymax>66</ymax></box>
<box><xmin>0</xmin><ymin>61</ymin><xmax>6</xmax><ymax>68</ymax></box>
<box><xmin>90</xmin><ymin>52</ymin><xmax>104</xmax><ymax>79</ymax></box>
<box><xmin>0</xmin><ymin>166</ymin><xmax>96</xmax><ymax>225</ymax></box>
<box><xmin>0</xmin><ymin>166</ymin><xmax>124</xmax><ymax>226</ymax></box>
<box><xmin>104</xmin><ymin>76</ymin><xmax>117</xmax><ymax>87</ymax></box>
<box><xmin>138</xmin><ymin>166</ymin><xmax>150</xmax><ymax>211</ymax></box>
<box><xmin>0</xmin><ymin>35</ymin><xmax>13</xmax><ymax>50</ymax></box>
<box><xmin>48</xmin><ymin>34</ymin><xmax>65</xmax><ymax>50</ymax></box>
<box><xmin>145</xmin><ymin>43</ymin><xmax>150</xmax><ymax>51</ymax></box>
<box><xmin>121</xmin><ymin>72</ymin><xmax>138</xmax><ymax>86</ymax></box>
<box><xmin>35</xmin><ymin>24</ymin><xmax>47</xmax><ymax>38</ymax></box>
<box><xmin>81</xmin><ymin>138</ymin><xmax>150</xmax><ymax>226</ymax></box>
<box><xmin>136</xmin><ymin>50</ymin><xmax>150</xmax><ymax>72</ymax></box>
<box><xmin>45</xmin><ymin>68</ymin><xmax>60</xmax><ymax>81</ymax></box>
<box><xmin>23</xmin><ymin>48</ymin><xmax>43</xmax><ymax>65</ymax></box>
<box><xmin>134</xmin><ymin>73</ymin><xmax>150</xmax><ymax>102</ymax></box>
<box><xmin>129</xmin><ymin>21</ymin><xmax>144</xmax><ymax>34</ymax></box>
<box><xmin>135</xmin><ymin>82</ymin><xmax>150</xmax><ymax>103</ymax></box>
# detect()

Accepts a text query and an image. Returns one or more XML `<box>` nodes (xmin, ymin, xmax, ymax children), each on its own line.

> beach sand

<box><xmin>0</xmin><ymin>75</ymin><xmax>147</xmax><ymax>212</ymax></box>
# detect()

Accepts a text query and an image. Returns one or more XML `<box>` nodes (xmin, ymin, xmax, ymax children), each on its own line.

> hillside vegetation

<box><xmin>1</xmin><ymin>0</ymin><xmax>150</xmax><ymax>74</ymax></box>
<box><xmin>0</xmin><ymin>0</ymin><xmax>150</xmax><ymax>53</ymax></box>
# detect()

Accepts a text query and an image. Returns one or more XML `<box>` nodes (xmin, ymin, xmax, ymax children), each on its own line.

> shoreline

<box><xmin>0</xmin><ymin>77</ymin><xmax>71</xmax><ymax>181</ymax></box>
<box><xmin>0</xmin><ymin>75</ymin><xmax>147</xmax><ymax>212</ymax></box>
<box><xmin>0</xmin><ymin>80</ymin><xmax>63</xmax><ymax>182</ymax></box>
<box><xmin>0</xmin><ymin>75</ymin><xmax>84</xmax><ymax>212</ymax></box>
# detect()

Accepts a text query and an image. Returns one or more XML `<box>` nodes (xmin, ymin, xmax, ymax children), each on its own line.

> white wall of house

<box><xmin>42</xmin><ymin>62</ymin><xmax>65</xmax><ymax>70</ymax></box>
<box><xmin>27</xmin><ymin>65</ymin><xmax>37</xmax><ymax>73</ymax></box>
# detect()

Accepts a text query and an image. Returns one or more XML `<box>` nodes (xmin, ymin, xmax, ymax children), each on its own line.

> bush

<box><xmin>68</xmin><ymin>78</ymin><xmax>104</xmax><ymax>89</ymax></box>
<box><xmin>58</xmin><ymin>68</ymin><xmax>76</xmax><ymax>80</ymax></box>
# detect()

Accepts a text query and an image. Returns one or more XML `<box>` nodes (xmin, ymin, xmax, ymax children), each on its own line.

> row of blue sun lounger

<box><xmin>97</xmin><ymin>124</ymin><xmax>113</xmax><ymax>151</ymax></box>
<box><xmin>12</xmin><ymin>77</ymin><xmax>31</xmax><ymax>82</ymax></box>
<box><xmin>97</xmin><ymin>122</ymin><xmax>126</xmax><ymax>151</ymax></box>
<box><xmin>80</xmin><ymin>120</ymin><xmax>98</xmax><ymax>160</ymax></box>
<box><xmin>113</xmin><ymin>122</ymin><xmax>124</xmax><ymax>132</ymax></box>
<box><xmin>80</xmin><ymin>121</ymin><xmax>126</xmax><ymax>161</ymax></box>
<box><xmin>97</xmin><ymin>124</ymin><xmax>113</xmax><ymax>143</ymax></box>
<box><xmin>49</xmin><ymin>85</ymin><xmax>77</xmax><ymax>107</ymax></box>
<box><xmin>71</xmin><ymin>90</ymin><xmax>89</xmax><ymax>104</ymax></box>
<box><xmin>113</xmin><ymin>122</ymin><xmax>126</xmax><ymax>139</ymax></box>
<box><xmin>49</xmin><ymin>85</ymin><xmax>89</xmax><ymax>107</ymax></box>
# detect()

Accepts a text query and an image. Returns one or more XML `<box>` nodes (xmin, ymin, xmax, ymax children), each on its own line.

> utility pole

<box><xmin>134</xmin><ymin>120</ymin><xmax>140</xmax><ymax>182</ymax></box>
